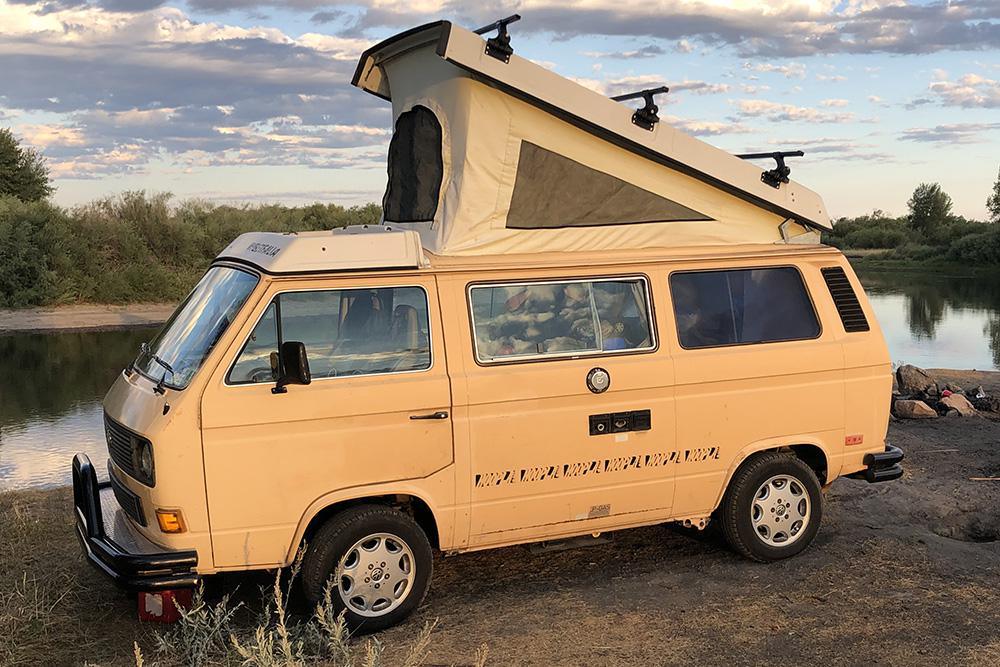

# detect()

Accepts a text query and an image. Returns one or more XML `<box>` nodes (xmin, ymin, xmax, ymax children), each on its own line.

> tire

<box><xmin>719</xmin><ymin>452</ymin><xmax>822</xmax><ymax>562</ymax></box>
<box><xmin>301</xmin><ymin>504</ymin><xmax>433</xmax><ymax>632</ymax></box>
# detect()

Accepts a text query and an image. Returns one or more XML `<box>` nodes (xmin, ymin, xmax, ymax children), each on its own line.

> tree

<box><xmin>0</xmin><ymin>128</ymin><xmax>54</xmax><ymax>202</ymax></box>
<box><xmin>988</xmin><ymin>166</ymin><xmax>1000</xmax><ymax>224</ymax></box>
<box><xmin>907</xmin><ymin>182</ymin><xmax>953</xmax><ymax>235</ymax></box>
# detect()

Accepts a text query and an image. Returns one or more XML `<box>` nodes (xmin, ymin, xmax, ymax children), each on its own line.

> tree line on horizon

<box><xmin>2</xmin><ymin>128</ymin><xmax>1000</xmax><ymax>308</ymax></box>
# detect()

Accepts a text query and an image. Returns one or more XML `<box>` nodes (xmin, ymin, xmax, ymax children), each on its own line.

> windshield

<box><xmin>135</xmin><ymin>266</ymin><xmax>258</xmax><ymax>389</ymax></box>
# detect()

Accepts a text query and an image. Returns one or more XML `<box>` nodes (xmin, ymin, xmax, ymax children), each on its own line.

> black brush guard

<box><xmin>72</xmin><ymin>453</ymin><xmax>199</xmax><ymax>590</ymax></box>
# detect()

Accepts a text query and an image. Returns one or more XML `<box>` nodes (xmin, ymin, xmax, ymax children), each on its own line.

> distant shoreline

<box><xmin>0</xmin><ymin>303</ymin><xmax>176</xmax><ymax>335</ymax></box>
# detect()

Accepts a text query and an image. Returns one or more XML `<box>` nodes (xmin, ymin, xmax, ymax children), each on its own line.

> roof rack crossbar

<box><xmin>610</xmin><ymin>86</ymin><xmax>670</xmax><ymax>131</ymax></box>
<box><xmin>474</xmin><ymin>14</ymin><xmax>521</xmax><ymax>63</ymax></box>
<box><xmin>736</xmin><ymin>150</ymin><xmax>805</xmax><ymax>189</ymax></box>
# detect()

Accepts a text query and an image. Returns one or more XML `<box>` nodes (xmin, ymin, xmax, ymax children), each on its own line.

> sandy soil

<box><xmin>0</xmin><ymin>303</ymin><xmax>176</xmax><ymax>335</ymax></box>
<box><xmin>3</xmin><ymin>417</ymin><xmax>998</xmax><ymax>666</ymax></box>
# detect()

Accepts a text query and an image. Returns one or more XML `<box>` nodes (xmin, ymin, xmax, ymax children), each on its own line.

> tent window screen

<box><xmin>469</xmin><ymin>277</ymin><xmax>654</xmax><ymax>363</ymax></box>
<box><xmin>670</xmin><ymin>267</ymin><xmax>820</xmax><ymax>349</ymax></box>
<box><xmin>507</xmin><ymin>142</ymin><xmax>712</xmax><ymax>229</ymax></box>
<box><xmin>383</xmin><ymin>106</ymin><xmax>443</xmax><ymax>223</ymax></box>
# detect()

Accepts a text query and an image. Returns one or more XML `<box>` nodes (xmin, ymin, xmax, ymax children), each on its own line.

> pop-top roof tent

<box><xmin>351</xmin><ymin>17</ymin><xmax>832</xmax><ymax>256</ymax></box>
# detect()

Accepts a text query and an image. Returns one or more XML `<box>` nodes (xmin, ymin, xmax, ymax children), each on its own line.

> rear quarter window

<box><xmin>669</xmin><ymin>267</ymin><xmax>820</xmax><ymax>349</ymax></box>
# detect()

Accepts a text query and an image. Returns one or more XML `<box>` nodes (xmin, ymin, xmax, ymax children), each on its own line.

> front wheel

<box><xmin>718</xmin><ymin>452</ymin><xmax>822</xmax><ymax>562</ymax></box>
<box><xmin>301</xmin><ymin>504</ymin><xmax>433</xmax><ymax>632</ymax></box>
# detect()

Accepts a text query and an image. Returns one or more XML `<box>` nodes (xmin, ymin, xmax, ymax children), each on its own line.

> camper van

<box><xmin>72</xmin><ymin>19</ymin><xmax>902</xmax><ymax>631</ymax></box>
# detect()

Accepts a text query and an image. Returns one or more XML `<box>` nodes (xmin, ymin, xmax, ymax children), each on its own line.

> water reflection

<box><xmin>857</xmin><ymin>267</ymin><xmax>1000</xmax><ymax>370</ymax></box>
<box><xmin>4</xmin><ymin>268</ymin><xmax>1000</xmax><ymax>491</ymax></box>
<box><xmin>0</xmin><ymin>328</ymin><xmax>155</xmax><ymax>490</ymax></box>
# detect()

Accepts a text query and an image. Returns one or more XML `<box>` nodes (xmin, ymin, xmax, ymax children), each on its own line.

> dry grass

<box><xmin>0</xmin><ymin>488</ymin><xmax>487</xmax><ymax>667</ymax></box>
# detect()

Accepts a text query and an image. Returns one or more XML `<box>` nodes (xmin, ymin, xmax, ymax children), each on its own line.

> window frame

<box><xmin>224</xmin><ymin>284</ymin><xmax>435</xmax><ymax>387</ymax></box>
<box><xmin>466</xmin><ymin>274</ymin><xmax>658</xmax><ymax>366</ymax></box>
<box><xmin>667</xmin><ymin>264</ymin><xmax>822</xmax><ymax>351</ymax></box>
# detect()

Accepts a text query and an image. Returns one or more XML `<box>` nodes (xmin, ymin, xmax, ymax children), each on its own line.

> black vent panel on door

<box><xmin>821</xmin><ymin>267</ymin><xmax>870</xmax><ymax>333</ymax></box>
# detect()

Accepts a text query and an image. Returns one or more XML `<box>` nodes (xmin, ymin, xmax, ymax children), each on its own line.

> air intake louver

<box><xmin>821</xmin><ymin>266</ymin><xmax>870</xmax><ymax>333</ymax></box>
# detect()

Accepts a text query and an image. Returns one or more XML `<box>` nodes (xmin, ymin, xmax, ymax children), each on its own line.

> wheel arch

<box><xmin>288</xmin><ymin>490</ymin><xmax>442</xmax><ymax>566</ymax></box>
<box><xmin>711</xmin><ymin>437</ymin><xmax>836</xmax><ymax>512</ymax></box>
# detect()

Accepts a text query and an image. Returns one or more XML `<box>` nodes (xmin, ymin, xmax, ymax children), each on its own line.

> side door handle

<box><xmin>409</xmin><ymin>411</ymin><xmax>449</xmax><ymax>420</ymax></box>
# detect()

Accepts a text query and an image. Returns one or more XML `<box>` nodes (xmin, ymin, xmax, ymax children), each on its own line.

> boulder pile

<box><xmin>892</xmin><ymin>365</ymin><xmax>999</xmax><ymax>419</ymax></box>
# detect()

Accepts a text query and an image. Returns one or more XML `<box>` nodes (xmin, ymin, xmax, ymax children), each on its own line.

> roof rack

<box><xmin>610</xmin><ymin>86</ymin><xmax>670</xmax><ymax>131</ymax></box>
<box><xmin>474</xmin><ymin>14</ymin><xmax>521</xmax><ymax>63</ymax></box>
<box><xmin>736</xmin><ymin>150</ymin><xmax>805</xmax><ymax>189</ymax></box>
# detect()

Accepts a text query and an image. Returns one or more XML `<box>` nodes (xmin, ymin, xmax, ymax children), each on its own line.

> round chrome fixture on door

<box><xmin>586</xmin><ymin>367</ymin><xmax>611</xmax><ymax>394</ymax></box>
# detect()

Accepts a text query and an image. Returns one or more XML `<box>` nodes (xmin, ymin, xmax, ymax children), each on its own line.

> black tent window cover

<box><xmin>507</xmin><ymin>142</ymin><xmax>713</xmax><ymax>230</ymax></box>
<box><xmin>383</xmin><ymin>105</ymin><xmax>444</xmax><ymax>223</ymax></box>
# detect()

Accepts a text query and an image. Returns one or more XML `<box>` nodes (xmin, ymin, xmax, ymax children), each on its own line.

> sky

<box><xmin>1</xmin><ymin>0</ymin><xmax>998</xmax><ymax>220</ymax></box>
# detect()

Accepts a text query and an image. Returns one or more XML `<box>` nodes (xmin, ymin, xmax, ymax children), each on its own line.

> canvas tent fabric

<box><xmin>353</xmin><ymin>21</ymin><xmax>831</xmax><ymax>256</ymax></box>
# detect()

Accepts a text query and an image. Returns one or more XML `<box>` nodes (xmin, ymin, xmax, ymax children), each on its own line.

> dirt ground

<box><xmin>0</xmin><ymin>303</ymin><xmax>175</xmax><ymax>335</ymax></box>
<box><xmin>3</xmin><ymin>417</ymin><xmax>999</xmax><ymax>666</ymax></box>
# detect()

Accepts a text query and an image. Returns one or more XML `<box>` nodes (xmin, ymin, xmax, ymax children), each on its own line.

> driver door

<box><xmin>200</xmin><ymin>276</ymin><xmax>453</xmax><ymax>569</ymax></box>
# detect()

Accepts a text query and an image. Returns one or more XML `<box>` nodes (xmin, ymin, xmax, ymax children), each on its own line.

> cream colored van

<box><xmin>72</xmin><ymin>19</ymin><xmax>902</xmax><ymax>632</ymax></box>
<box><xmin>73</xmin><ymin>228</ymin><xmax>901</xmax><ymax>630</ymax></box>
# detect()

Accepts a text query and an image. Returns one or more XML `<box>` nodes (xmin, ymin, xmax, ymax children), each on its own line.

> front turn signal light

<box><xmin>156</xmin><ymin>509</ymin><xmax>186</xmax><ymax>534</ymax></box>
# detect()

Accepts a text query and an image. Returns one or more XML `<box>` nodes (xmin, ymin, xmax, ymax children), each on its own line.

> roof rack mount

<box><xmin>737</xmin><ymin>150</ymin><xmax>805</xmax><ymax>189</ymax></box>
<box><xmin>474</xmin><ymin>14</ymin><xmax>522</xmax><ymax>63</ymax></box>
<box><xmin>610</xmin><ymin>86</ymin><xmax>670</xmax><ymax>131</ymax></box>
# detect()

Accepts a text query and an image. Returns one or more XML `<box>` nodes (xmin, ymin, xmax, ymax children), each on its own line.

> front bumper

<box><xmin>847</xmin><ymin>444</ymin><xmax>904</xmax><ymax>483</ymax></box>
<box><xmin>72</xmin><ymin>453</ymin><xmax>199</xmax><ymax>590</ymax></box>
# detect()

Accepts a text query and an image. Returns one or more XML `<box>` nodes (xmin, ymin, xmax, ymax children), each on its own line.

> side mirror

<box><xmin>272</xmin><ymin>341</ymin><xmax>311</xmax><ymax>394</ymax></box>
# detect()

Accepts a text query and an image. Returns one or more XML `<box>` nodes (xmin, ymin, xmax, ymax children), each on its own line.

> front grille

<box><xmin>821</xmin><ymin>266</ymin><xmax>870</xmax><ymax>333</ymax></box>
<box><xmin>104</xmin><ymin>414</ymin><xmax>152</xmax><ymax>484</ymax></box>
<box><xmin>109</xmin><ymin>461</ymin><xmax>147</xmax><ymax>526</ymax></box>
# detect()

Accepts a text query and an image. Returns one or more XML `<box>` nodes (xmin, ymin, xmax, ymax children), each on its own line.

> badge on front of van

<box><xmin>587</xmin><ymin>367</ymin><xmax>611</xmax><ymax>394</ymax></box>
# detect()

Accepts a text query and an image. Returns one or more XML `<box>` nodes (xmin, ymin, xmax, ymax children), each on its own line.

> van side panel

<box><xmin>442</xmin><ymin>268</ymin><xmax>678</xmax><ymax>547</ymax></box>
<box><xmin>835</xmin><ymin>258</ymin><xmax>893</xmax><ymax>475</ymax></box>
<box><xmin>199</xmin><ymin>275</ymin><xmax>456</xmax><ymax>569</ymax></box>
<box><xmin>667</xmin><ymin>258</ymin><xmax>847</xmax><ymax>516</ymax></box>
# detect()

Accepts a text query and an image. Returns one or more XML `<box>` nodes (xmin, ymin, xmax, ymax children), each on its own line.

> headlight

<box><xmin>136</xmin><ymin>440</ymin><xmax>155</xmax><ymax>486</ymax></box>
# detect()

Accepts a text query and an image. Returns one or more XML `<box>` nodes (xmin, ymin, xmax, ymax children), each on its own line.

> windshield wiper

<box><xmin>139</xmin><ymin>342</ymin><xmax>176</xmax><ymax>395</ymax></box>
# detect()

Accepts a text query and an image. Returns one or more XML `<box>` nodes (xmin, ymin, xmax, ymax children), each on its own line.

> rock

<box><xmin>940</xmin><ymin>393</ymin><xmax>978</xmax><ymax>417</ymax></box>
<box><xmin>893</xmin><ymin>399</ymin><xmax>938</xmax><ymax>419</ymax></box>
<box><xmin>896</xmin><ymin>365</ymin><xmax>936</xmax><ymax>395</ymax></box>
<box><xmin>942</xmin><ymin>382</ymin><xmax>965</xmax><ymax>394</ymax></box>
<box><xmin>970</xmin><ymin>385</ymin><xmax>988</xmax><ymax>399</ymax></box>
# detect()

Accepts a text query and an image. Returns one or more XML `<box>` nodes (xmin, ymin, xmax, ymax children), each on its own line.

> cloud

<box><xmin>816</xmin><ymin>74</ymin><xmax>847</xmax><ymax>82</ymax></box>
<box><xmin>0</xmin><ymin>1</ymin><xmax>388</xmax><ymax>178</ymax></box>
<box><xmin>744</xmin><ymin>61</ymin><xmax>806</xmax><ymax>79</ymax></box>
<box><xmin>333</xmin><ymin>0</ymin><xmax>1000</xmax><ymax>58</ymax></box>
<box><xmin>900</xmin><ymin>122</ymin><xmax>1000</xmax><ymax>144</ymax></box>
<box><xmin>740</xmin><ymin>136</ymin><xmax>892</xmax><ymax>162</ymax></box>
<box><xmin>927</xmin><ymin>73</ymin><xmax>1000</xmax><ymax>108</ymax></box>
<box><xmin>820</xmin><ymin>98</ymin><xmax>850</xmax><ymax>108</ymax></box>
<box><xmin>732</xmin><ymin>99</ymin><xmax>855</xmax><ymax>124</ymax></box>
<box><xmin>583</xmin><ymin>44</ymin><xmax>667</xmax><ymax>59</ymax></box>
<box><xmin>662</xmin><ymin>115</ymin><xmax>752</xmax><ymax>136</ymax></box>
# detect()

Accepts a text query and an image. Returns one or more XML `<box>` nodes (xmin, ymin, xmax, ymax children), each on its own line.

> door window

<box><xmin>469</xmin><ymin>277</ymin><xmax>654</xmax><ymax>363</ymax></box>
<box><xmin>227</xmin><ymin>286</ymin><xmax>431</xmax><ymax>384</ymax></box>
<box><xmin>669</xmin><ymin>267</ymin><xmax>820</xmax><ymax>349</ymax></box>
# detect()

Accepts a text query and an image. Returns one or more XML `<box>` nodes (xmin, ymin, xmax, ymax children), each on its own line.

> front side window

<box><xmin>228</xmin><ymin>286</ymin><xmax>431</xmax><ymax>384</ymax></box>
<box><xmin>135</xmin><ymin>266</ymin><xmax>259</xmax><ymax>389</ymax></box>
<box><xmin>670</xmin><ymin>267</ymin><xmax>820</xmax><ymax>349</ymax></box>
<box><xmin>469</xmin><ymin>278</ymin><xmax>654</xmax><ymax>363</ymax></box>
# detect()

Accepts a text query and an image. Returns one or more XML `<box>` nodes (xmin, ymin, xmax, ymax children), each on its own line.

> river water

<box><xmin>2</xmin><ymin>266</ymin><xmax>999</xmax><ymax>491</ymax></box>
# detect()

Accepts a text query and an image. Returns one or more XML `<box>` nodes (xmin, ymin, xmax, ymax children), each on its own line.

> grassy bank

<box><xmin>0</xmin><ymin>488</ymin><xmax>483</xmax><ymax>666</ymax></box>
<box><xmin>0</xmin><ymin>193</ymin><xmax>380</xmax><ymax>309</ymax></box>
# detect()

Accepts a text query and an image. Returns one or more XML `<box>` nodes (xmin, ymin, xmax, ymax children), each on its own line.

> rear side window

<box><xmin>670</xmin><ymin>267</ymin><xmax>819</xmax><ymax>349</ymax></box>
<box><xmin>469</xmin><ymin>277</ymin><xmax>655</xmax><ymax>363</ymax></box>
<box><xmin>227</xmin><ymin>286</ymin><xmax>431</xmax><ymax>384</ymax></box>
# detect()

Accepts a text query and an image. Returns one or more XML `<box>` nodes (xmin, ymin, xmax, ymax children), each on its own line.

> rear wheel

<box><xmin>301</xmin><ymin>504</ymin><xmax>433</xmax><ymax>632</ymax></box>
<box><xmin>719</xmin><ymin>452</ymin><xmax>822</xmax><ymax>562</ymax></box>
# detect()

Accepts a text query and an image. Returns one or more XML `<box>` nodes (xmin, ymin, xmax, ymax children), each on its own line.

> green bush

<box><xmin>0</xmin><ymin>192</ymin><xmax>383</xmax><ymax>308</ymax></box>
<box><xmin>947</xmin><ymin>227</ymin><xmax>1000</xmax><ymax>265</ymax></box>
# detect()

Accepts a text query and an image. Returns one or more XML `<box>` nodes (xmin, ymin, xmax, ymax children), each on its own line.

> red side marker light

<box><xmin>845</xmin><ymin>434</ymin><xmax>864</xmax><ymax>446</ymax></box>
